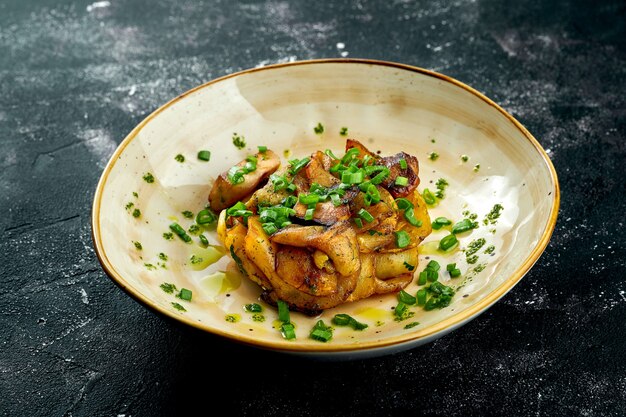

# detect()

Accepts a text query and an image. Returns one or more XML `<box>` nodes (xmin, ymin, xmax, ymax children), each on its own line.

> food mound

<box><xmin>211</xmin><ymin>139</ymin><xmax>432</xmax><ymax>314</ymax></box>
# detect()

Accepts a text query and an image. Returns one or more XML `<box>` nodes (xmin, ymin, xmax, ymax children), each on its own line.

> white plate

<box><xmin>92</xmin><ymin>59</ymin><xmax>559</xmax><ymax>359</ymax></box>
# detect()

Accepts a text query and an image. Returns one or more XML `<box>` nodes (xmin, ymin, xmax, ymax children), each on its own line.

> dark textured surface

<box><xmin>1</xmin><ymin>0</ymin><xmax>625</xmax><ymax>416</ymax></box>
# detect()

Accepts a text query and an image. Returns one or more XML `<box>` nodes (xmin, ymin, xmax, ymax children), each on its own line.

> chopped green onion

<box><xmin>452</xmin><ymin>218</ymin><xmax>477</xmax><ymax>234</ymax></box>
<box><xmin>339</xmin><ymin>127</ymin><xmax>348</xmax><ymax>136</ymax></box>
<box><xmin>132</xmin><ymin>208</ymin><xmax>141</xmax><ymax>218</ymax></box>
<box><xmin>245</xmin><ymin>303</ymin><xmax>263</xmax><ymax>312</ymax></box>
<box><xmin>160</xmin><ymin>282</ymin><xmax>177</xmax><ymax>294</ymax></box>
<box><xmin>177</xmin><ymin>288</ymin><xmax>192</xmax><ymax>301</ymax></box>
<box><xmin>398</xmin><ymin>290</ymin><xmax>416</xmax><ymax>305</ymax></box>
<box><xmin>182</xmin><ymin>210</ymin><xmax>194</xmax><ymax>219</ymax></box>
<box><xmin>143</xmin><ymin>172</ymin><xmax>155</xmax><ymax>183</ymax></box>
<box><xmin>199</xmin><ymin>234</ymin><xmax>209</xmax><ymax>246</ymax></box>
<box><xmin>395</xmin><ymin>198</ymin><xmax>412</xmax><ymax>211</ymax></box>
<box><xmin>427</xmin><ymin>269</ymin><xmax>438</xmax><ymax>282</ymax></box>
<box><xmin>446</xmin><ymin>263</ymin><xmax>456</xmax><ymax>272</ymax></box>
<box><xmin>341</xmin><ymin>148</ymin><xmax>360</xmax><ymax>165</ymax></box>
<box><xmin>394</xmin><ymin>230</ymin><xmax>411</xmax><ymax>248</ymax></box>
<box><xmin>277</xmin><ymin>300</ymin><xmax>290</xmax><ymax>323</ymax></box>
<box><xmin>394</xmin><ymin>302</ymin><xmax>408</xmax><ymax>318</ymax></box>
<box><xmin>175</xmin><ymin>154</ymin><xmax>185</xmax><ymax>163</ymax></box>
<box><xmin>309</xmin><ymin>320</ymin><xmax>333</xmax><ymax>342</ymax></box>
<box><xmin>426</xmin><ymin>260</ymin><xmax>440</xmax><ymax>271</ymax></box>
<box><xmin>358</xmin><ymin>209</ymin><xmax>375</xmax><ymax>223</ymax></box>
<box><xmin>399</xmin><ymin>159</ymin><xmax>408</xmax><ymax>170</ymax></box>
<box><xmin>417</xmin><ymin>289</ymin><xmax>427</xmax><ymax>306</ymax></box>
<box><xmin>428</xmin><ymin>151</ymin><xmax>439</xmax><ymax>161</ymax></box>
<box><xmin>196</xmin><ymin>208</ymin><xmax>217</xmax><ymax>225</ymax></box>
<box><xmin>169</xmin><ymin>223</ymin><xmax>191</xmax><ymax>243</ymax></box>
<box><xmin>289</xmin><ymin>157</ymin><xmax>310</xmax><ymax>174</ymax></box>
<box><xmin>450</xmin><ymin>268</ymin><xmax>461</xmax><ymax>278</ymax></box>
<box><xmin>258</xmin><ymin>145</ymin><xmax>267</xmax><ymax>153</ymax></box>
<box><xmin>304</xmin><ymin>208</ymin><xmax>315</xmax><ymax>221</ymax></box>
<box><xmin>282</xmin><ymin>195</ymin><xmax>298</xmax><ymax>208</ymax></box>
<box><xmin>439</xmin><ymin>234</ymin><xmax>459</xmax><ymax>251</ymax></box>
<box><xmin>395</xmin><ymin>176</ymin><xmax>409</xmax><ymax>186</ymax></box>
<box><xmin>313</xmin><ymin>122</ymin><xmax>324</xmax><ymax>134</ymax></box>
<box><xmin>364</xmin><ymin>184</ymin><xmax>380</xmax><ymax>205</ymax></box>
<box><xmin>432</xmin><ymin>217</ymin><xmax>452</xmax><ymax>231</ymax></box>
<box><xmin>354</xmin><ymin>217</ymin><xmax>363</xmax><ymax>228</ymax></box>
<box><xmin>281</xmin><ymin>323</ymin><xmax>296</xmax><ymax>340</ymax></box>
<box><xmin>418</xmin><ymin>271</ymin><xmax>428</xmax><ymax>285</ymax></box>
<box><xmin>341</xmin><ymin>171</ymin><xmax>364</xmax><ymax>184</ymax></box>
<box><xmin>232</xmin><ymin>133</ymin><xmax>246</xmax><ymax>149</ymax></box>
<box><xmin>286</xmin><ymin>183</ymin><xmax>297</xmax><ymax>193</ymax></box>
<box><xmin>299</xmin><ymin>193</ymin><xmax>320</xmax><ymax>206</ymax></box>
<box><xmin>197</xmin><ymin>150</ymin><xmax>211</xmax><ymax>161</ymax></box>
<box><xmin>403</xmin><ymin>261</ymin><xmax>415</xmax><ymax>271</ymax></box>
<box><xmin>262</xmin><ymin>223</ymin><xmax>278</xmax><ymax>235</ymax></box>
<box><xmin>423</xmin><ymin>189</ymin><xmax>436</xmax><ymax>205</ymax></box>
<box><xmin>332</xmin><ymin>314</ymin><xmax>368</xmax><ymax>330</ymax></box>
<box><xmin>227</xmin><ymin>166</ymin><xmax>245</xmax><ymax>184</ymax></box>
<box><xmin>369</xmin><ymin>168</ymin><xmax>390</xmax><ymax>185</ymax></box>
<box><xmin>325</xmin><ymin>149</ymin><xmax>339</xmax><ymax>159</ymax></box>
<box><xmin>403</xmin><ymin>208</ymin><xmax>423</xmax><ymax>227</ymax></box>
<box><xmin>330</xmin><ymin>193</ymin><xmax>342</xmax><ymax>207</ymax></box>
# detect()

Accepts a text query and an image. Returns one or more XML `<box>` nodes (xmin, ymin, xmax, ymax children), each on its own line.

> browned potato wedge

<box><xmin>209</xmin><ymin>150</ymin><xmax>280</xmax><ymax>211</ymax></box>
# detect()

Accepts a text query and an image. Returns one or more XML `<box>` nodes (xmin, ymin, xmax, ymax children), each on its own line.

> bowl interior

<box><xmin>93</xmin><ymin>61</ymin><xmax>557</xmax><ymax>353</ymax></box>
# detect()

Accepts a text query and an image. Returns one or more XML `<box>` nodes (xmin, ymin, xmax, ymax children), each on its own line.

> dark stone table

<box><xmin>1</xmin><ymin>0</ymin><xmax>624</xmax><ymax>415</ymax></box>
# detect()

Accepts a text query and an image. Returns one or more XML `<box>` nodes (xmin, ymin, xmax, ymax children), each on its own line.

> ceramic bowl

<box><xmin>92</xmin><ymin>59</ymin><xmax>559</xmax><ymax>359</ymax></box>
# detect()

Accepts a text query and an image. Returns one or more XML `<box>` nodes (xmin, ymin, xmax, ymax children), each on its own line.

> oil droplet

<box><xmin>419</xmin><ymin>241</ymin><xmax>459</xmax><ymax>257</ymax></box>
<box><xmin>353</xmin><ymin>307</ymin><xmax>389</xmax><ymax>321</ymax></box>
<box><xmin>199</xmin><ymin>270</ymin><xmax>241</xmax><ymax>299</ymax></box>
<box><xmin>189</xmin><ymin>245</ymin><xmax>226</xmax><ymax>271</ymax></box>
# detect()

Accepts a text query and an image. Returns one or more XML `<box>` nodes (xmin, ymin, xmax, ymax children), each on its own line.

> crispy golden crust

<box><xmin>213</xmin><ymin>140</ymin><xmax>431</xmax><ymax>313</ymax></box>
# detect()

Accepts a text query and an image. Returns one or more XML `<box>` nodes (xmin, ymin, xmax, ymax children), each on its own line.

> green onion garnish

<box><xmin>330</xmin><ymin>193</ymin><xmax>342</xmax><ymax>207</ymax></box>
<box><xmin>175</xmin><ymin>154</ymin><xmax>185</xmax><ymax>163</ymax></box>
<box><xmin>394</xmin><ymin>230</ymin><xmax>411</xmax><ymax>248</ymax></box>
<box><xmin>258</xmin><ymin>145</ymin><xmax>267</xmax><ymax>153</ymax></box>
<box><xmin>282</xmin><ymin>195</ymin><xmax>298</xmax><ymax>208</ymax></box>
<box><xmin>177</xmin><ymin>288</ymin><xmax>192</xmax><ymax>301</ymax></box>
<box><xmin>277</xmin><ymin>300</ymin><xmax>290</xmax><ymax>323</ymax></box>
<box><xmin>325</xmin><ymin>149</ymin><xmax>339</xmax><ymax>159</ymax></box>
<box><xmin>304</xmin><ymin>208</ymin><xmax>315</xmax><ymax>221</ymax></box>
<box><xmin>339</xmin><ymin>127</ymin><xmax>348</xmax><ymax>136</ymax></box>
<box><xmin>199</xmin><ymin>234</ymin><xmax>209</xmax><ymax>246</ymax></box>
<box><xmin>262</xmin><ymin>223</ymin><xmax>278</xmax><ymax>235</ymax></box>
<box><xmin>364</xmin><ymin>184</ymin><xmax>380</xmax><ymax>205</ymax></box>
<box><xmin>196</xmin><ymin>208</ymin><xmax>217</xmax><ymax>225</ymax></box>
<box><xmin>439</xmin><ymin>234</ymin><xmax>459</xmax><ymax>251</ymax></box>
<box><xmin>182</xmin><ymin>210</ymin><xmax>194</xmax><ymax>219</ymax></box>
<box><xmin>299</xmin><ymin>193</ymin><xmax>320</xmax><ymax>206</ymax></box>
<box><xmin>403</xmin><ymin>208</ymin><xmax>423</xmax><ymax>227</ymax></box>
<box><xmin>358</xmin><ymin>209</ymin><xmax>375</xmax><ymax>223</ymax></box>
<box><xmin>446</xmin><ymin>263</ymin><xmax>456</xmax><ymax>272</ymax></box>
<box><xmin>427</xmin><ymin>260</ymin><xmax>440</xmax><ymax>271</ymax></box>
<box><xmin>313</xmin><ymin>122</ymin><xmax>324</xmax><ymax>134</ymax></box>
<box><xmin>197</xmin><ymin>150</ymin><xmax>211</xmax><ymax>161</ymax></box>
<box><xmin>289</xmin><ymin>157</ymin><xmax>310</xmax><ymax>174</ymax></box>
<box><xmin>394</xmin><ymin>302</ymin><xmax>408</xmax><ymax>318</ymax></box>
<box><xmin>309</xmin><ymin>320</ymin><xmax>333</xmax><ymax>342</ymax></box>
<box><xmin>427</xmin><ymin>269</ymin><xmax>438</xmax><ymax>282</ymax></box>
<box><xmin>395</xmin><ymin>176</ymin><xmax>409</xmax><ymax>186</ymax></box>
<box><xmin>431</xmin><ymin>217</ymin><xmax>452</xmax><ymax>230</ymax></box>
<box><xmin>399</xmin><ymin>159</ymin><xmax>407</xmax><ymax>170</ymax></box>
<box><xmin>132</xmin><ymin>208</ymin><xmax>141</xmax><ymax>218</ymax></box>
<box><xmin>354</xmin><ymin>217</ymin><xmax>363</xmax><ymax>228</ymax></box>
<box><xmin>281</xmin><ymin>323</ymin><xmax>296</xmax><ymax>340</ymax></box>
<box><xmin>403</xmin><ymin>261</ymin><xmax>415</xmax><ymax>271</ymax></box>
<box><xmin>341</xmin><ymin>171</ymin><xmax>364</xmax><ymax>184</ymax></box>
<box><xmin>143</xmin><ymin>172</ymin><xmax>155</xmax><ymax>183</ymax></box>
<box><xmin>169</xmin><ymin>223</ymin><xmax>191</xmax><ymax>243</ymax></box>
<box><xmin>451</xmin><ymin>218</ymin><xmax>477</xmax><ymax>234</ymax></box>
<box><xmin>245</xmin><ymin>303</ymin><xmax>263</xmax><ymax>313</ymax></box>
<box><xmin>418</xmin><ymin>271</ymin><xmax>427</xmax><ymax>285</ymax></box>
<box><xmin>332</xmin><ymin>314</ymin><xmax>368</xmax><ymax>331</ymax></box>
<box><xmin>398</xmin><ymin>290</ymin><xmax>416</xmax><ymax>305</ymax></box>
<box><xmin>395</xmin><ymin>198</ymin><xmax>413</xmax><ymax>210</ymax></box>
<box><xmin>450</xmin><ymin>268</ymin><xmax>461</xmax><ymax>278</ymax></box>
<box><xmin>416</xmin><ymin>289</ymin><xmax>427</xmax><ymax>305</ymax></box>
<box><xmin>423</xmin><ymin>188</ymin><xmax>436</xmax><ymax>205</ymax></box>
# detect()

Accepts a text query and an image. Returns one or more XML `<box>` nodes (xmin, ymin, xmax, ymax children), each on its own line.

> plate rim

<box><xmin>91</xmin><ymin>58</ymin><xmax>560</xmax><ymax>353</ymax></box>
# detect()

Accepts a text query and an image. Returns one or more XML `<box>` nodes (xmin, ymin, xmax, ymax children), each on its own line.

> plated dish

<box><xmin>92</xmin><ymin>59</ymin><xmax>559</xmax><ymax>359</ymax></box>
